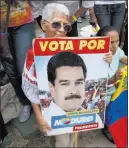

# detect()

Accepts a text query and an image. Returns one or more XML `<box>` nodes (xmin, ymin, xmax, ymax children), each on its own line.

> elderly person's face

<box><xmin>41</xmin><ymin>13</ymin><xmax>71</xmax><ymax>37</ymax></box>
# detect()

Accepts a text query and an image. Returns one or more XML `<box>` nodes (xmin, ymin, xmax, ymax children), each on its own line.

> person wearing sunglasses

<box><xmin>22</xmin><ymin>3</ymin><xmax>73</xmax><ymax>147</ymax></box>
<box><xmin>41</xmin><ymin>20</ymin><xmax>72</xmax><ymax>37</ymax></box>
<box><xmin>30</xmin><ymin>1</ymin><xmax>96</xmax><ymax>37</ymax></box>
<box><xmin>37</xmin><ymin>4</ymin><xmax>72</xmax><ymax>38</ymax></box>
<box><xmin>22</xmin><ymin>3</ymin><xmax>112</xmax><ymax>147</ymax></box>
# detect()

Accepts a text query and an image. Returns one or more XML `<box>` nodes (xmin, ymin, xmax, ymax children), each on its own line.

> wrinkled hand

<box><xmin>103</xmin><ymin>51</ymin><xmax>112</xmax><ymax>64</ymax></box>
<box><xmin>115</xmin><ymin>68</ymin><xmax>123</xmax><ymax>80</ymax></box>
<box><xmin>38</xmin><ymin>120</ymin><xmax>52</xmax><ymax>134</ymax></box>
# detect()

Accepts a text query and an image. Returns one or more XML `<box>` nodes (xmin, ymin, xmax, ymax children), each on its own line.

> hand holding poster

<box><xmin>33</xmin><ymin>37</ymin><xmax>110</xmax><ymax>136</ymax></box>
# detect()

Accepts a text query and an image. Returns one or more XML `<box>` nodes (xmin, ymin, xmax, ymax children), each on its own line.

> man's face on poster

<box><xmin>49</xmin><ymin>66</ymin><xmax>85</xmax><ymax>112</ymax></box>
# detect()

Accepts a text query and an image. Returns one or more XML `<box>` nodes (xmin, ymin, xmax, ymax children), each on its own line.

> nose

<box><xmin>113</xmin><ymin>42</ymin><xmax>118</xmax><ymax>49</ymax></box>
<box><xmin>69</xmin><ymin>84</ymin><xmax>78</xmax><ymax>95</ymax></box>
<box><xmin>58</xmin><ymin>24</ymin><xmax>65</xmax><ymax>32</ymax></box>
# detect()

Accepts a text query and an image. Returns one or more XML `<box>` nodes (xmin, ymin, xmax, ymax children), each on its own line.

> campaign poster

<box><xmin>33</xmin><ymin>37</ymin><xmax>110</xmax><ymax>136</ymax></box>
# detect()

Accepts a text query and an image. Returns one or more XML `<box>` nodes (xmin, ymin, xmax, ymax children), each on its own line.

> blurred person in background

<box><xmin>120</xmin><ymin>0</ymin><xmax>128</xmax><ymax>55</ymax></box>
<box><xmin>93</xmin><ymin>0</ymin><xmax>126</xmax><ymax>33</ymax></box>
<box><xmin>0</xmin><ymin>0</ymin><xmax>36</xmax><ymax>122</ymax></box>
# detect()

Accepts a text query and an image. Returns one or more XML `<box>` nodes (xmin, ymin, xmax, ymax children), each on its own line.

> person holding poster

<box><xmin>22</xmin><ymin>3</ymin><xmax>112</xmax><ymax>147</ymax></box>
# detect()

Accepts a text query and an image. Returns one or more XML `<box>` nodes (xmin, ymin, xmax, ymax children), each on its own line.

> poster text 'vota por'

<box><xmin>33</xmin><ymin>37</ymin><xmax>110</xmax><ymax>56</ymax></box>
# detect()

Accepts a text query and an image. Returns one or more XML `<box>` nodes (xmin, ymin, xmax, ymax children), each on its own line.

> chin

<box><xmin>112</xmin><ymin>49</ymin><xmax>117</xmax><ymax>54</ymax></box>
<box><xmin>65</xmin><ymin>106</ymin><xmax>80</xmax><ymax>112</ymax></box>
<box><xmin>56</xmin><ymin>34</ymin><xmax>65</xmax><ymax>37</ymax></box>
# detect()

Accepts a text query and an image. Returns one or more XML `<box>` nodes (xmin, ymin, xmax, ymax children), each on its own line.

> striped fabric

<box><xmin>22</xmin><ymin>46</ymin><xmax>40</xmax><ymax>104</ymax></box>
<box><xmin>0</xmin><ymin>1</ymin><xmax>33</xmax><ymax>27</ymax></box>
<box><xmin>106</xmin><ymin>66</ymin><xmax>128</xmax><ymax>147</ymax></box>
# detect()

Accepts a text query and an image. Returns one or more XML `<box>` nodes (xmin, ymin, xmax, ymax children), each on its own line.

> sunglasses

<box><xmin>45</xmin><ymin>20</ymin><xmax>72</xmax><ymax>32</ymax></box>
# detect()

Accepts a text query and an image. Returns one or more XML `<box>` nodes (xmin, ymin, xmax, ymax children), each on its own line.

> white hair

<box><xmin>42</xmin><ymin>3</ymin><xmax>70</xmax><ymax>21</ymax></box>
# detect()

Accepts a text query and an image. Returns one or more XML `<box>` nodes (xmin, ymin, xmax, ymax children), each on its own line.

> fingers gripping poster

<box><xmin>33</xmin><ymin>37</ymin><xmax>110</xmax><ymax>136</ymax></box>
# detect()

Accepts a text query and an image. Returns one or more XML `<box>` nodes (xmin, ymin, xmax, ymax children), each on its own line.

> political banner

<box><xmin>33</xmin><ymin>37</ymin><xmax>110</xmax><ymax>136</ymax></box>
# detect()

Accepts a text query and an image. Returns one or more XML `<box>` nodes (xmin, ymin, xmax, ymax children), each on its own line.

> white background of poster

<box><xmin>35</xmin><ymin>54</ymin><xmax>109</xmax><ymax>91</ymax></box>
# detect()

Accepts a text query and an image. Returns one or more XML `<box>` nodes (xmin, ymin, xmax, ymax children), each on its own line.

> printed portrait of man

<box><xmin>47</xmin><ymin>51</ymin><xmax>87</xmax><ymax>112</ymax></box>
